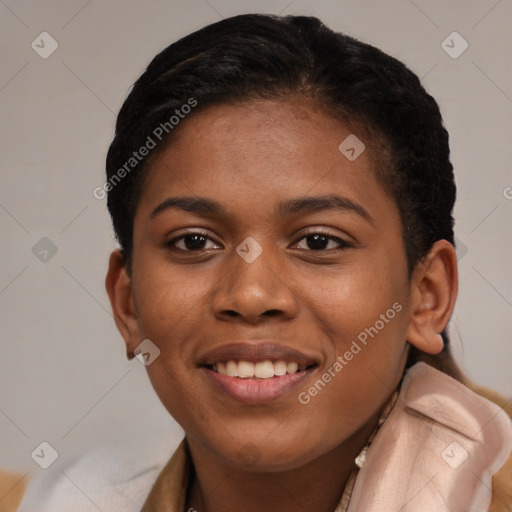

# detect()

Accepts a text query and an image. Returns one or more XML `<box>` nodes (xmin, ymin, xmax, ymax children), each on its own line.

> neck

<box><xmin>184</xmin><ymin>412</ymin><xmax>380</xmax><ymax>512</ymax></box>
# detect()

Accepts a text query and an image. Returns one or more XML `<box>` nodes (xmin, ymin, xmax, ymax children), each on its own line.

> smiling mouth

<box><xmin>203</xmin><ymin>359</ymin><xmax>317</xmax><ymax>379</ymax></box>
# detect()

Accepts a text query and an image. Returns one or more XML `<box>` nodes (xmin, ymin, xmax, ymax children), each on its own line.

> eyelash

<box><xmin>165</xmin><ymin>229</ymin><xmax>352</xmax><ymax>253</ymax></box>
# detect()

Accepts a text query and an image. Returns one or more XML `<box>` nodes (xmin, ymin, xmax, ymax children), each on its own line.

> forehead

<box><xmin>135</xmin><ymin>98</ymin><xmax>395</xmax><ymax>223</ymax></box>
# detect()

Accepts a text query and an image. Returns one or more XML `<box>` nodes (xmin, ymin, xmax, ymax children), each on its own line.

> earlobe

<box><xmin>405</xmin><ymin>240</ymin><xmax>458</xmax><ymax>355</ymax></box>
<box><xmin>105</xmin><ymin>249</ymin><xmax>138</xmax><ymax>360</ymax></box>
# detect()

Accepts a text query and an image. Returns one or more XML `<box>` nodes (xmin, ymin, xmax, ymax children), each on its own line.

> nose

<box><xmin>211</xmin><ymin>245</ymin><xmax>299</xmax><ymax>324</ymax></box>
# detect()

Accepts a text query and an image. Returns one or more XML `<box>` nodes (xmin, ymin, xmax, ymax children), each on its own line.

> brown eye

<box><xmin>166</xmin><ymin>233</ymin><xmax>221</xmax><ymax>252</ymax></box>
<box><xmin>295</xmin><ymin>232</ymin><xmax>352</xmax><ymax>251</ymax></box>
<box><xmin>304</xmin><ymin>234</ymin><xmax>330</xmax><ymax>250</ymax></box>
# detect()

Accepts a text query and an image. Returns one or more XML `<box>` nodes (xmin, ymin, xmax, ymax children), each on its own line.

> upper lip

<box><xmin>198</xmin><ymin>341</ymin><xmax>320</xmax><ymax>367</ymax></box>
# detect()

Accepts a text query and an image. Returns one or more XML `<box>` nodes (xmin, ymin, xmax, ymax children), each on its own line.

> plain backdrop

<box><xmin>1</xmin><ymin>0</ymin><xmax>511</xmax><ymax>478</ymax></box>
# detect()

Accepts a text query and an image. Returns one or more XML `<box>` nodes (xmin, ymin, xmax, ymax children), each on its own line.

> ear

<box><xmin>405</xmin><ymin>240</ymin><xmax>458</xmax><ymax>355</ymax></box>
<box><xmin>105</xmin><ymin>249</ymin><xmax>138</xmax><ymax>360</ymax></box>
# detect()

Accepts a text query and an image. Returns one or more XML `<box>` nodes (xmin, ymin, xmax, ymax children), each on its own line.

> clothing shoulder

<box><xmin>17</xmin><ymin>426</ymin><xmax>184</xmax><ymax>512</ymax></box>
<box><xmin>348</xmin><ymin>362</ymin><xmax>512</xmax><ymax>512</ymax></box>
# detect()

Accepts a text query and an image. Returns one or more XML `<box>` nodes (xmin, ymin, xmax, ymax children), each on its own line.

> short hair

<box><xmin>105</xmin><ymin>13</ymin><xmax>459</xmax><ymax>373</ymax></box>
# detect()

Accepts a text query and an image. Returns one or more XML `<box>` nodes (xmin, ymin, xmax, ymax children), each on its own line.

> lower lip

<box><xmin>201</xmin><ymin>366</ymin><xmax>316</xmax><ymax>404</ymax></box>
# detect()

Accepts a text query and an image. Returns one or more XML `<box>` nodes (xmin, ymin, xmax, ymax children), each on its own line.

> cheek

<box><xmin>144</xmin><ymin>360</ymin><xmax>216</xmax><ymax>448</ymax></box>
<box><xmin>296</xmin><ymin>265</ymin><xmax>409</xmax><ymax>403</ymax></box>
<box><xmin>301</xmin><ymin>261</ymin><xmax>407</xmax><ymax>347</ymax></box>
<box><xmin>133</xmin><ymin>259</ymin><xmax>210</xmax><ymax>347</ymax></box>
<box><xmin>131</xmin><ymin>261</ymin><xmax>218</xmax><ymax>418</ymax></box>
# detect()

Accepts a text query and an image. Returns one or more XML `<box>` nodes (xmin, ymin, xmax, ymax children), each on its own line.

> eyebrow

<box><xmin>150</xmin><ymin>194</ymin><xmax>373</xmax><ymax>224</ymax></box>
<box><xmin>150</xmin><ymin>197</ymin><xmax>222</xmax><ymax>218</ymax></box>
<box><xmin>278</xmin><ymin>195</ymin><xmax>373</xmax><ymax>224</ymax></box>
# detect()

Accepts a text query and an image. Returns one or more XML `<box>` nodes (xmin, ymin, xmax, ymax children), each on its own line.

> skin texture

<box><xmin>105</xmin><ymin>97</ymin><xmax>458</xmax><ymax>512</ymax></box>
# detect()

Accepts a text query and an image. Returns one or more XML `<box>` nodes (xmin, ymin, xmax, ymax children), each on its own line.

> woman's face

<box><xmin>128</xmin><ymin>97</ymin><xmax>414</xmax><ymax>470</ymax></box>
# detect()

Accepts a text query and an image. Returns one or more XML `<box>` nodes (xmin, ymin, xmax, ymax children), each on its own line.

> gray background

<box><xmin>1</xmin><ymin>0</ymin><xmax>511</xmax><ymax>480</ymax></box>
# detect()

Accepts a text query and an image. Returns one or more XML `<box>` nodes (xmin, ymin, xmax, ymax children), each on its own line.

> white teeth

<box><xmin>238</xmin><ymin>361</ymin><xmax>255</xmax><ymax>378</ymax></box>
<box><xmin>274</xmin><ymin>360</ymin><xmax>287</xmax><ymax>376</ymax></box>
<box><xmin>254</xmin><ymin>360</ymin><xmax>274</xmax><ymax>379</ymax></box>
<box><xmin>214</xmin><ymin>359</ymin><xmax>307</xmax><ymax>379</ymax></box>
<box><xmin>226</xmin><ymin>360</ymin><xmax>239</xmax><ymax>377</ymax></box>
<box><xmin>286</xmin><ymin>362</ymin><xmax>299</xmax><ymax>375</ymax></box>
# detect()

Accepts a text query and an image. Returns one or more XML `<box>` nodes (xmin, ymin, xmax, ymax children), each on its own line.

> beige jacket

<box><xmin>141</xmin><ymin>363</ymin><xmax>512</xmax><ymax>512</ymax></box>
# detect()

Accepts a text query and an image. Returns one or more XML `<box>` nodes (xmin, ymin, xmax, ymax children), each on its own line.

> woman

<box><xmin>18</xmin><ymin>13</ymin><xmax>512</xmax><ymax>512</ymax></box>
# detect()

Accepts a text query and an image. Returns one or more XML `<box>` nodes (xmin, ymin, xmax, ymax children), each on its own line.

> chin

<box><xmin>213</xmin><ymin>434</ymin><xmax>324</xmax><ymax>473</ymax></box>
